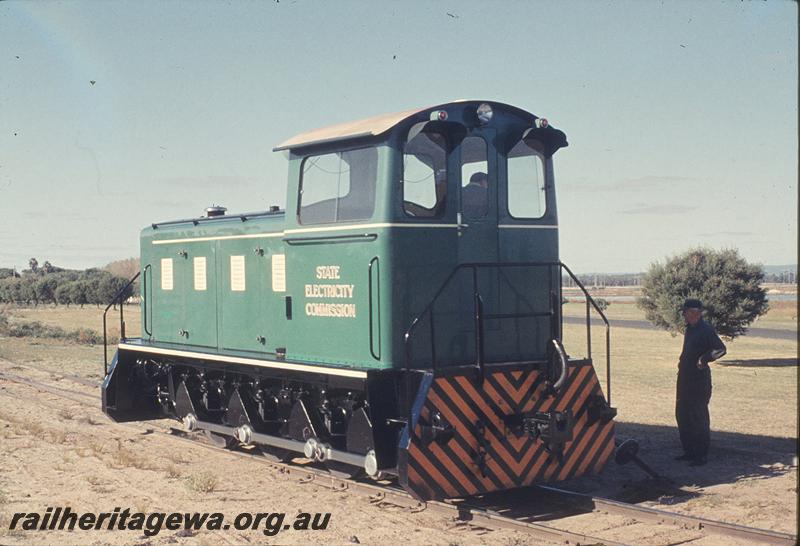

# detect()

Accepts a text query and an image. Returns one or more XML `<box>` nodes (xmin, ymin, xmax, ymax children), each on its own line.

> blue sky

<box><xmin>0</xmin><ymin>1</ymin><xmax>796</xmax><ymax>273</ymax></box>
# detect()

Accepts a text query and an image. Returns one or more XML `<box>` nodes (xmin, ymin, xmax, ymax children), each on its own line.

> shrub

<box><xmin>637</xmin><ymin>247</ymin><xmax>768</xmax><ymax>339</ymax></box>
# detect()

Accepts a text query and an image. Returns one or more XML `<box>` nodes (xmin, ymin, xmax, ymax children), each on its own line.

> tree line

<box><xmin>0</xmin><ymin>258</ymin><xmax>135</xmax><ymax>307</ymax></box>
<box><xmin>565</xmin><ymin>270</ymin><xmax>795</xmax><ymax>288</ymax></box>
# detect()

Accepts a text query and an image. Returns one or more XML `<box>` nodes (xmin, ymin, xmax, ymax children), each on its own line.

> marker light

<box><xmin>430</xmin><ymin>110</ymin><xmax>448</xmax><ymax>121</ymax></box>
<box><xmin>535</xmin><ymin>118</ymin><xmax>549</xmax><ymax>129</ymax></box>
<box><xmin>476</xmin><ymin>103</ymin><xmax>493</xmax><ymax>125</ymax></box>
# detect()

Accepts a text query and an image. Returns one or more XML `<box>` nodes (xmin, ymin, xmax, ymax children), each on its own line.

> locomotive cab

<box><xmin>276</xmin><ymin>101</ymin><xmax>568</xmax><ymax>369</ymax></box>
<box><xmin>102</xmin><ymin>101</ymin><xmax>616</xmax><ymax>501</ymax></box>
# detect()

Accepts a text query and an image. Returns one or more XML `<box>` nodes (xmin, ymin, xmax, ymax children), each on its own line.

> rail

<box><xmin>4</xmin><ymin>368</ymin><xmax>794</xmax><ymax>545</ymax></box>
<box><xmin>402</xmin><ymin>261</ymin><xmax>612</xmax><ymax>403</ymax></box>
<box><xmin>102</xmin><ymin>271</ymin><xmax>140</xmax><ymax>376</ymax></box>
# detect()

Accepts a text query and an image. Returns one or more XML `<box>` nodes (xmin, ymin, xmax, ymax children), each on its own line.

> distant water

<box><xmin>565</xmin><ymin>294</ymin><xmax>797</xmax><ymax>302</ymax></box>
<box><xmin>767</xmin><ymin>294</ymin><xmax>798</xmax><ymax>302</ymax></box>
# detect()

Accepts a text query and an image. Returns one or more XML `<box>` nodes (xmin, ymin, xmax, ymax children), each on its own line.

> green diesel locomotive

<box><xmin>102</xmin><ymin>100</ymin><xmax>617</xmax><ymax>500</ymax></box>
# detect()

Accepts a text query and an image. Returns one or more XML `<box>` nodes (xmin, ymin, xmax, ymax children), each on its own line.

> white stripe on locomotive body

<box><xmin>117</xmin><ymin>343</ymin><xmax>368</xmax><ymax>379</ymax></box>
<box><xmin>497</xmin><ymin>224</ymin><xmax>558</xmax><ymax>229</ymax></box>
<box><xmin>150</xmin><ymin>222</ymin><xmax>557</xmax><ymax>245</ymax></box>
<box><xmin>282</xmin><ymin>223</ymin><xmax>460</xmax><ymax>234</ymax></box>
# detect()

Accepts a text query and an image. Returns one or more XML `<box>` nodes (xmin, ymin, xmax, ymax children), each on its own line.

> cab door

<box><xmin>448</xmin><ymin>130</ymin><xmax>502</xmax><ymax>364</ymax></box>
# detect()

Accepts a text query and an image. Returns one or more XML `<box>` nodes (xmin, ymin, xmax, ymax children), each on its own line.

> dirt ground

<box><xmin>0</xmin><ymin>362</ymin><xmax>546</xmax><ymax>546</ymax></box>
<box><xmin>0</xmin><ymin>305</ymin><xmax>797</xmax><ymax>545</ymax></box>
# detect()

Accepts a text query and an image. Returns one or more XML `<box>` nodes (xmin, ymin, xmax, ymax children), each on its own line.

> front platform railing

<box><xmin>403</xmin><ymin>261</ymin><xmax>612</xmax><ymax>405</ymax></box>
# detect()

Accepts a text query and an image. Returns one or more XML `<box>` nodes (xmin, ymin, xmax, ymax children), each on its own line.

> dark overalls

<box><xmin>676</xmin><ymin>319</ymin><xmax>726</xmax><ymax>461</ymax></box>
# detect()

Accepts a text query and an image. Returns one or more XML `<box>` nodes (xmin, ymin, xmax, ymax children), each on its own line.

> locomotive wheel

<box><xmin>204</xmin><ymin>430</ymin><xmax>238</xmax><ymax>449</ymax></box>
<box><xmin>325</xmin><ymin>460</ymin><xmax>364</xmax><ymax>480</ymax></box>
<box><xmin>260</xmin><ymin>445</ymin><xmax>294</xmax><ymax>463</ymax></box>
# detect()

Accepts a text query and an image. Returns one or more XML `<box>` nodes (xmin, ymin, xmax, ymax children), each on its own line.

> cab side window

<box><xmin>507</xmin><ymin>139</ymin><xmax>546</xmax><ymax>219</ymax></box>
<box><xmin>403</xmin><ymin>128</ymin><xmax>447</xmax><ymax>218</ymax></box>
<box><xmin>299</xmin><ymin>147</ymin><xmax>378</xmax><ymax>225</ymax></box>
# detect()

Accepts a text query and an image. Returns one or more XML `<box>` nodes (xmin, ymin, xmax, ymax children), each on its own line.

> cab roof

<box><xmin>273</xmin><ymin>100</ymin><xmax>545</xmax><ymax>152</ymax></box>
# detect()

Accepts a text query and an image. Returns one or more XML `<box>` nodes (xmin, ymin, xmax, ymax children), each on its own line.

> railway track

<box><xmin>0</xmin><ymin>364</ymin><xmax>796</xmax><ymax>545</ymax></box>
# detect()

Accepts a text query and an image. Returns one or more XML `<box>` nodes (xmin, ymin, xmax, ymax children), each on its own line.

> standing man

<box><xmin>675</xmin><ymin>299</ymin><xmax>727</xmax><ymax>466</ymax></box>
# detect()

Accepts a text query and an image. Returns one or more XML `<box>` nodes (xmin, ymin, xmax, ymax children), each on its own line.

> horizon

<box><xmin>3</xmin><ymin>257</ymin><xmax>796</xmax><ymax>279</ymax></box>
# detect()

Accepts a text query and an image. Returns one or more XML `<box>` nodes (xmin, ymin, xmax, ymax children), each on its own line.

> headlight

<box><xmin>476</xmin><ymin>103</ymin><xmax>493</xmax><ymax>125</ymax></box>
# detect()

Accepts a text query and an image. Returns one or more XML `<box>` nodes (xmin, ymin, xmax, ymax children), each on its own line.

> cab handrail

<box><xmin>402</xmin><ymin>261</ymin><xmax>612</xmax><ymax>404</ymax></box>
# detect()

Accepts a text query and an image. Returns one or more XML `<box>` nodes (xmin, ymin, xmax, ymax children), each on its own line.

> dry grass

<box><xmin>0</xmin><ymin>304</ymin><xmax>795</xmax><ymax>443</ymax></box>
<box><xmin>0</xmin><ymin>336</ymin><xmax>104</xmax><ymax>381</ymax></box>
<box><xmin>0</xmin><ymin>410</ymin><xmax>71</xmax><ymax>445</ymax></box>
<box><xmin>75</xmin><ymin>413</ymin><xmax>99</xmax><ymax>426</ymax></box>
<box><xmin>563</xmin><ymin>298</ymin><xmax>797</xmax><ymax>330</ymax></box>
<box><xmin>185</xmin><ymin>471</ymin><xmax>219</xmax><ymax>493</ymax></box>
<box><xmin>80</xmin><ymin>438</ymin><xmax>109</xmax><ymax>459</ymax></box>
<box><xmin>54</xmin><ymin>453</ymin><xmax>76</xmax><ymax>472</ymax></box>
<box><xmin>112</xmin><ymin>445</ymin><xmax>156</xmax><ymax>471</ymax></box>
<box><xmin>563</xmin><ymin>320</ymin><xmax>797</xmax><ymax>438</ymax></box>
<box><xmin>5</xmin><ymin>305</ymin><xmax>141</xmax><ymax>338</ymax></box>
<box><xmin>135</xmin><ymin>498</ymin><xmax>151</xmax><ymax>513</ymax></box>
<box><xmin>166</xmin><ymin>451</ymin><xmax>190</xmax><ymax>465</ymax></box>
<box><xmin>10</xmin><ymin>297</ymin><xmax>788</xmax><ymax>340</ymax></box>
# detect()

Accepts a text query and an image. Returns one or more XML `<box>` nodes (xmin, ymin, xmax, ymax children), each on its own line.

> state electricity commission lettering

<box><xmin>304</xmin><ymin>265</ymin><xmax>356</xmax><ymax>318</ymax></box>
<box><xmin>304</xmin><ymin>284</ymin><xmax>355</xmax><ymax>298</ymax></box>
<box><xmin>305</xmin><ymin>302</ymin><xmax>357</xmax><ymax>318</ymax></box>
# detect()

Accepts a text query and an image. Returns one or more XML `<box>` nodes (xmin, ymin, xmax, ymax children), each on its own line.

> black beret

<box><xmin>682</xmin><ymin>299</ymin><xmax>703</xmax><ymax>310</ymax></box>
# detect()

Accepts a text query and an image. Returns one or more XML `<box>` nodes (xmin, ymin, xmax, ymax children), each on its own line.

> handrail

<box><xmin>560</xmin><ymin>263</ymin><xmax>612</xmax><ymax>405</ymax></box>
<box><xmin>402</xmin><ymin>261</ymin><xmax>612</xmax><ymax>405</ymax></box>
<box><xmin>551</xmin><ymin>339</ymin><xmax>568</xmax><ymax>390</ymax></box>
<box><xmin>142</xmin><ymin>264</ymin><xmax>152</xmax><ymax>336</ymax></box>
<box><xmin>368</xmin><ymin>256</ymin><xmax>381</xmax><ymax>360</ymax></box>
<box><xmin>150</xmin><ymin>208</ymin><xmax>283</xmax><ymax>229</ymax></box>
<box><xmin>103</xmin><ymin>271</ymin><xmax>141</xmax><ymax>376</ymax></box>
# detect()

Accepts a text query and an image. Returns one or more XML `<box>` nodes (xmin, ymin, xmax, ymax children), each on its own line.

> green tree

<box><xmin>67</xmin><ymin>281</ymin><xmax>88</xmax><ymax>308</ymax></box>
<box><xmin>54</xmin><ymin>284</ymin><xmax>72</xmax><ymax>307</ymax></box>
<box><xmin>34</xmin><ymin>277</ymin><xmax>59</xmax><ymax>305</ymax></box>
<box><xmin>4</xmin><ymin>278</ymin><xmax>23</xmax><ymax>304</ymax></box>
<box><xmin>20</xmin><ymin>276</ymin><xmax>38</xmax><ymax>305</ymax></box>
<box><xmin>82</xmin><ymin>270</ymin><xmax>109</xmax><ymax>307</ymax></box>
<box><xmin>637</xmin><ymin>248</ymin><xmax>769</xmax><ymax>339</ymax></box>
<box><xmin>99</xmin><ymin>274</ymin><xmax>133</xmax><ymax>308</ymax></box>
